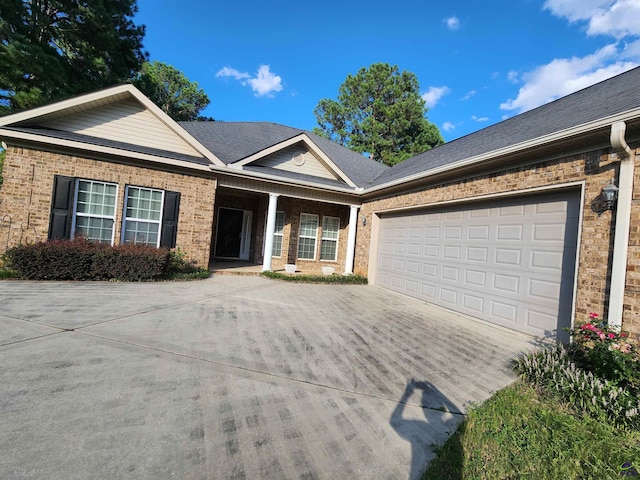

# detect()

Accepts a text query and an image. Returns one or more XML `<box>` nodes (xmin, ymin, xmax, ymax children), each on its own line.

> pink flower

<box><xmin>598</xmin><ymin>332</ymin><xmax>606</xmax><ymax>341</ymax></box>
<box><xmin>607</xmin><ymin>333</ymin><xmax>616</xmax><ymax>340</ymax></box>
<box><xmin>589</xmin><ymin>312</ymin><xmax>600</xmax><ymax>319</ymax></box>
<box><xmin>611</xmin><ymin>343</ymin><xmax>621</xmax><ymax>351</ymax></box>
<box><xmin>621</xmin><ymin>344</ymin><xmax>632</xmax><ymax>354</ymax></box>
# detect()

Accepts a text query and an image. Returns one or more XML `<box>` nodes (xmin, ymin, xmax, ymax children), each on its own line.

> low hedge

<box><xmin>261</xmin><ymin>271</ymin><xmax>368</xmax><ymax>284</ymax></box>
<box><xmin>3</xmin><ymin>238</ymin><xmax>171</xmax><ymax>281</ymax></box>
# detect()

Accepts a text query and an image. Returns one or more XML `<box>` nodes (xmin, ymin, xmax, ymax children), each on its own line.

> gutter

<box><xmin>608</xmin><ymin>121</ymin><xmax>635</xmax><ymax>330</ymax></box>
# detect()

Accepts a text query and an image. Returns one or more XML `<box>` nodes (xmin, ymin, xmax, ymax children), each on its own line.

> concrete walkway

<box><xmin>0</xmin><ymin>276</ymin><xmax>536</xmax><ymax>480</ymax></box>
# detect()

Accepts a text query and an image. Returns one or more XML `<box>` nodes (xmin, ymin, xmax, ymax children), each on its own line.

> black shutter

<box><xmin>48</xmin><ymin>175</ymin><xmax>75</xmax><ymax>240</ymax></box>
<box><xmin>160</xmin><ymin>190</ymin><xmax>180</xmax><ymax>248</ymax></box>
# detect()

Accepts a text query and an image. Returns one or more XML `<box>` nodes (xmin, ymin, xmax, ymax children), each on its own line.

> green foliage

<box><xmin>423</xmin><ymin>382</ymin><xmax>640</xmax><ymax>480</ymax></box>
<box><xmin>164</xmin><ymin>247</ymin><xmax>209</xmax><ymax>280</ymax></box>
<box><xmin>133</xmin><ymin>61</ymin><xmax>210</xmax><ymax>121</ymax></box>
<box><xmin>0</xmin><ymin>0</ymin><xmax>147</xmax><ymax>113</ymax></box>
<box><xmin>516</xmin><ymin>345</ymin><xmax>640</xmax><ymax>429</ymax></box>
<box><xmin>567</xmin><ymin>313</ymin><xmax>639</xmax><ymax>392</ymax></box>
<box><xmin>261</xmin><ymin>271</ymin><xmax>368</xmax><ymax>284</ymax></box>
<box><xmin>313</xmin><ymin>63</ymin><xmax>444</xmax><ymax>166</ymax></box>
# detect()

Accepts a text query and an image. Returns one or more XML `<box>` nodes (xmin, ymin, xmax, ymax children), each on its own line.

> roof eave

<box><xmin>363</xmin><ymin>107</ymin><xmax>640</xmax><ymax>195</ymax></box>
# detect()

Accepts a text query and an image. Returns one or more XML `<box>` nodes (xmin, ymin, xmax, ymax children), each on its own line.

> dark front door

<box><xmin>215</xmin><ymin>208</ymin><xmax>244</xmax><ymax>258</ymax></box>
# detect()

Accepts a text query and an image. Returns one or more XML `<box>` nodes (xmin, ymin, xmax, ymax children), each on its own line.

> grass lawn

<box><xmin>423</xmin><ymin>382</ymin><xmax>640</xmax><ymax>480</ymax></box>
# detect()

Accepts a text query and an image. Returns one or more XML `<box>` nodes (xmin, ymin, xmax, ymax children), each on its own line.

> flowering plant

<box><xmin>567</xmin><ymin>313</ymin><xmax>638</xmax><ymax>392</ymax></box>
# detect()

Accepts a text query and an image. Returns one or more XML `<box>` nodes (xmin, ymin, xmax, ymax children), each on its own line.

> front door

<box><xmin>215</xmin><ymin>208</ymin><xmax>252</xmax><ymax>260</ymax></box>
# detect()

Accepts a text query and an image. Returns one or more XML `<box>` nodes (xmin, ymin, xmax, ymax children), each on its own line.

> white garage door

<box><xmin>375</xmin><ymin>191</ymin><xmax>580</xmax><ymax>338</ymax></box>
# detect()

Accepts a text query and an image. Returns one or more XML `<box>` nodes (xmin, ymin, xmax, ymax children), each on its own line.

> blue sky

<box><xmin>136</xmin><ymin>0</ymin><xmax>640</xmax><ymax>141</ymax></box>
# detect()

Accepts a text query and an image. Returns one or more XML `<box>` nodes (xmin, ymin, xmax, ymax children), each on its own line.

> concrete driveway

<box><xmin>0</xmin><ymin>276</ymin><xmax>535</xmax><ymax>480</ymax></box>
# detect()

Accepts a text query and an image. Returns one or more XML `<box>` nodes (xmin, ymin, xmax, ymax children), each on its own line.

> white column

<box><xmin>343</xmin><ymin>205</ymin><xmax>359</xmax><ymax>275</ymax></box>
<box><xmin>262</xmin><ymin>193</ymin><xmax>279</xmax><ymax>272</ymax></box>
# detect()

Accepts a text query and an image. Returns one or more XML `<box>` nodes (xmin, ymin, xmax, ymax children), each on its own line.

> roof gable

<box><xmin>0</xmin><ymin>84</ymin><xmax>224</xmax><ymax>166</ymax></box>
<box><xmin>232</xmin><ymin>133</ymin><xmax>357</xmax><ymax>187</ymax></box>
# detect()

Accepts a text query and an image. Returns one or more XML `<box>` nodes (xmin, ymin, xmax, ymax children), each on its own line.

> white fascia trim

<box><xmin>1</xmin><ymin>128</ymin><xmax>213</xmax><ymax>173</ymax></box>
<box><xmin>0</xmin><ymin>84</ymin><xmax>135</xmax><ymax>126</ymax></box>
<box><xmin>231</xmin><ymin>133</ymin><xmax>357</xmax><ymax>187</ymax></box>
<box><xmin>364</xmin><ymin>107</ymin><xmax>640</xmax><ymax>195</ymax></box>
<box><xmin>0</xmin><ymin>84</ymin><xmax>225</xmax><ymax>167</ymax></box>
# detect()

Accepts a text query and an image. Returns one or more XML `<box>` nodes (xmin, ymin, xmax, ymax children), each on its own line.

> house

<box><xmin>1</xmin><ymin>67</ymin><xmax>639</xmax><ymax>343</ymax></box>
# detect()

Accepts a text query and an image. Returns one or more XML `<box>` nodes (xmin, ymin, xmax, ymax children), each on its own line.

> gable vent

<box><xmin>293</xmin><ymin>153</ymin><xmax>306</xmax><ymax>166</ymax></box>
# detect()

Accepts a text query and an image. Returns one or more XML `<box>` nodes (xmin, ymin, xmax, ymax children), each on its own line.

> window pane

<box><xmin>76</xmin><ymin>180</ymin><xmax>116</xmax><ymax>216</ymax></box>
<box><xmin>272</xmin><ymin>235</ymin><xmax>283</xmax><ymax>258</ymax></box>
<box><xmin>298</xmin><ymin>237</ymin><xmax>316</xmax><ymax>260</ymax></box>
<box><xmin>75</xmin><ymin>217</ymin><xmax>114</xmax><ymax>244</ymax></box>
<box><xmin>274</xmin><ymin>212</ymin><xmax>285</xmax><ymax>235</ymax></box>
<box><xmin>124</xmin><ymin>220</ymin><xmax>159</xmax><ymax>246</ymax></box>
<box><xmin>322</xmin><ymin>217</ymin><xmax>339</xmax><ymax>240</ymax></box>
<box><xmin>320</xmin><ymin>239</ymin><xmax>337</xmax><ymax>261</ymax></box>
<box><xmin>299</xmin><ymin>214</ymin><xmax>318</xmax><ymax>237</ymax></box>
<box><xmin>126</xmin><ymin>187</ymin><xmax>162</xmax><ymax>221</ymax></box>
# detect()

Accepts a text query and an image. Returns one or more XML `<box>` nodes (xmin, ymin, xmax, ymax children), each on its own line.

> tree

<box><xmin>0</xmin><ymin>0</ymin><xmax>147</xmax><ymax>114</ymax></box>
<box><xmin>132</xmin><ymin>61</ymin><xmax>210</xmax><ymax>121</ymax></box>
<box><xmin>313</xmin><ymin>63</ymin><xmax>444</xmax><ymax>166</ymax></box>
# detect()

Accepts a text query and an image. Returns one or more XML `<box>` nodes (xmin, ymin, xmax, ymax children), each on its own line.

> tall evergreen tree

<box><xmin>0</xmin><ymin>0</ymin><xmax>147</xmax><ymax>114</ymax></box>
<box><xmin>133</xmin><ymin>61</ymin><xmax>210</xmax><ymax>121</ymax></box>
<box><xmin>314</xmin><ymin>63</ymin><xmax>444</xmax><ymax>166</ymax></box>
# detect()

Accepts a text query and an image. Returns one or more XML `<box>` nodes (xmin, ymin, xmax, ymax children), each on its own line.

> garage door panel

<box><xmin>375</xmin><ymin>191</ymin><xmax>579</xmax><ymax>338</ymax></box>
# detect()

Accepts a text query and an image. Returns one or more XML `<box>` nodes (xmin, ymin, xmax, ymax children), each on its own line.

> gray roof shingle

<box><xmin>179</xmin><ymin>121</ymin><xmax>389</xmax><ymax>187</ymax></box>
<box><xmin>370</xmin><ymin>66</ymin><xmax>640</xmax><ymax>187</ymax></box>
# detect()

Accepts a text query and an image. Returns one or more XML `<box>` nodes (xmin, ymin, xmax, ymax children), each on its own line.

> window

<box><xmin>122</xmin><ymin>186</ymin><xmax>164</xmax><ymax>246</ymax></box>
<box><xmin>272</xmin><ymin>211</ymin><xmax>285</xmax><ymax>257</ymax></box>
<box><xmin>49</xmin><ymin>176</ymin><xmax>181</xmax><ymax>248</ymax></box>
<box><xmin>320</xmin><ymin>216</ymin><xmax>340</xmax><ymax>261</ymax></box>
<box><xmin>72</xmin><ymin>179</ymin><xmax>118</xmax><ymax>244</ymax></box>
<box><xmin>297</xmin><ymin>213</ymin><xmax>318</xmax><ymax>260</ymax></box>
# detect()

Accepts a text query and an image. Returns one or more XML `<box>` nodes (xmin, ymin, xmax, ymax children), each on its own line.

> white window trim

<box><xmin>320</xmin><ymin>216</ymin><xmax>340</xmax><ymax>262</ymax></box>
<box><xmin>121</xmin><ymin>185</ymin><xmax>165</xmax><ymax>248</ymax></box>
<box><xmin>71</xmin><ymin>178</ymin><xmax>119</xmax><ymax>245</ymax></box>
<box><xmin>297</xmin><ymin>213</ymin><xmax>318</xmax><ymax>260</ymax></box>
<box><xmin>272</xmin><ymin>211</ymin><xmax>285</xmax><ymax>258</ymax></box>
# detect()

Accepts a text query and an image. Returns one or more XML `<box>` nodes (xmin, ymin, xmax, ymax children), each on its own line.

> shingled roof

<box><xmin>179</xmin><ymin>121</ymin><xmax>389</xmax><ymax>187</ymax></box>
<box><xmin>369</xmin><ymin>66</ymin><xmax>640</xmax><ymax>187</ymax></box>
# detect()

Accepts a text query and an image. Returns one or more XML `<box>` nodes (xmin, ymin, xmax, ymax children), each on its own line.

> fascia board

<box><xmin>0</xmin><ymin>128</ymin><xmax>212</xmax><ymax>173</ymax></box>
<box><xmin>232</xmin><ymin>133</ymin><xmax>357</xmax><ymax>187</ymax></box>
<box><xmin>363</xmin><ymin>107</ymin><xmax>640</xmax><ymax>195</ymax></box>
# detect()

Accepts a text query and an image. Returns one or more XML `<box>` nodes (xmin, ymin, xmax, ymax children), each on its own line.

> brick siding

<box><xmin>0</xmin><ymin>147</ymin><xmax>217</xmax><ymax>267</ymax></box>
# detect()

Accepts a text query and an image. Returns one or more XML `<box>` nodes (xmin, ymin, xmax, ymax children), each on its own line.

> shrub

<box><xmin>3</xmin><ymin>238</ymin><xmax>171</xmax><ymax>281</ymax></box>
<box><xmin>261</xmin><ymin>271</ymin><xmax>368</xmax><ymax>284</ymax></box>
<box><xmin>567</xmin><ymin>312</ymin><xmax>639</xmax><ymax>393</ymax></box>
<box><xmin>516</xmin><ymin>345</ymin><xmax>640</xmax><ymax>429</ymax></box>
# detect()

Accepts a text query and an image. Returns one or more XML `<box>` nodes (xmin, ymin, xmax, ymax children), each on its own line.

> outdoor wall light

<box><xmin>602</xmin><ymin>181</ymin><xmax>619</xmax><ymax>210</ymax></box>
<box><xmin>361</xmin><ymin>215</ymin><xmax>367</xmax><ymax>226</ymax></box>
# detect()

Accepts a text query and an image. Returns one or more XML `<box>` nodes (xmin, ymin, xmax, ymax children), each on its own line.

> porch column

<box><xmin>344</xmin><ymin>205</ymin><xmax>359</xmax><ymax>275</ymax></box>
<box><xmin>262</xmin><ymin>193</ymin><xmax>279</xmax><ymax>272</ymax></box>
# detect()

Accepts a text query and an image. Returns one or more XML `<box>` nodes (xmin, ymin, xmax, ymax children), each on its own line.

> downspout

<box><xmin>608</xmin><ymin>121</ymin><xmax>635</xmax><ymax>330</ymax></box>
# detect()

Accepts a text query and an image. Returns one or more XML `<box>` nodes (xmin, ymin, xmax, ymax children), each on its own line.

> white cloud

<box><xmin>442</xmin><ymin>121</ymin><xmax>455</xmax><ymax>132</ymax></box>
<box><xmin>444</xmin><ymin>16</ymin><xmax>460</xmax><ymax>30</ymax></box>
<box><xmin>507</xmin><ymin>70</ymin><xmax>519</xmax><ymax>83</ymax></box>
<box><xmin>216</xmin><ymin>64</ymin><xmax>283</xmax><ymax>97</ymax></box>
<box><xmin>472</xmin><ymin>115</ymin><xmax>489</xmax><ymax>122</ymax></box>
<box><xmin>462</xmin><ymin>90</ymin><xmax>476</xmax><ymax>100</ymax></box>
<box><xmin>422</xmin><ymin>85</ymin><xmax>451</xmax><ymax>108</ymax></box>
<box><xmin>544</xmin><ymin>0</ymin><xmax>640</xmax><ymax>38</ymax></box>
<box><xmin>500</xmin><ymin>44</ymin><xmax>637</xmax><ymax>113</ymax></box>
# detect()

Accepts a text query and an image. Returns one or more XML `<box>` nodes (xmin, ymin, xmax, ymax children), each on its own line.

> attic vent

<box><xmin>293</xmin><ymin>153</ymin><xmax>306</xmax><ymax>166</ymax></box>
